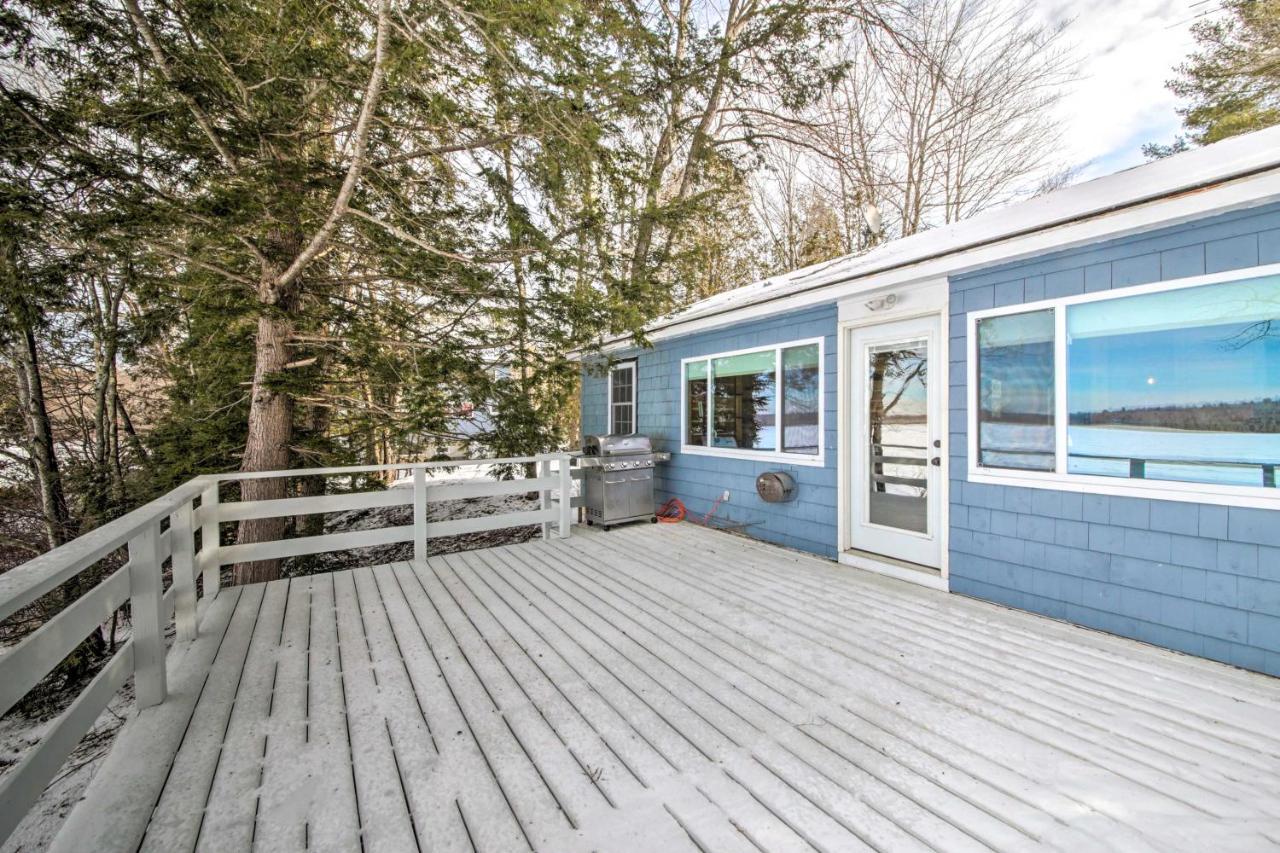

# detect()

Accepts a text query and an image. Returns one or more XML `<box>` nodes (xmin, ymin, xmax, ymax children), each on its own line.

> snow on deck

<box><xmin>52</xmin><ymin>524</ymin><xmax>1280</xmax><ymax>851</ymax></box>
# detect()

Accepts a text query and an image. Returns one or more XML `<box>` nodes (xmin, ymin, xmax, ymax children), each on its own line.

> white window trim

<box><xmin>607</xmin><ymin>361</ymin><xmax>637</xmax><ymax>435</ymax></box>
<box><xmin>680</xmin><ymin>337</ymin><xmax>826</xmax><ymax>467</ymax></box>
<box><xmin>966</xmin><ymin>261</ymin><xmax>1280</xmax><ymax>509</ymax></box>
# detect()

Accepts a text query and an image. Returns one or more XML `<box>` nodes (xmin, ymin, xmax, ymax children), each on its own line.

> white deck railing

<box><xmin>0</xmin><ymin>453</ymin><xmax>575</xmax><ymax>843</ymax></box>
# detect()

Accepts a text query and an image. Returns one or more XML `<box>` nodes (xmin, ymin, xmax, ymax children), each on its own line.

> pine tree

<box><xmin>1146</xmin><ymin>0</ymin><xmax>1280</xmax><ymax>157</ymax></box>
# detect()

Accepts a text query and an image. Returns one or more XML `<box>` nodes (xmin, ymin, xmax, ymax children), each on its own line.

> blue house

<box><xmin>578</xmin><ymin>126</ymin><xmax>1280</xmax><ymax>678</ymax></box>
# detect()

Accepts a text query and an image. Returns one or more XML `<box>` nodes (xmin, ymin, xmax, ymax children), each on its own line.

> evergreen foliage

<box><xmin>1145</xmin><ymin>0</ymin><xmax>1280</xmax><ymax>158</ymax></box>
<box><xmin>0</xmin><ymin>0</ymin><xmax>1077</xmax><ymax>583</ymax></box>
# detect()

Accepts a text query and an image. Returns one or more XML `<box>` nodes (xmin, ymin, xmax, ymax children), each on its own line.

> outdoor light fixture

<box><xmin>865</xmin><ymin>292</ymin><xmax>899</xmax><ymax>311</ymax></box>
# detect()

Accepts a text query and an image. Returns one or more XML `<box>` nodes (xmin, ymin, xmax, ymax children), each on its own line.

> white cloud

<box><xmin>1028</xmin><ymin>0</ymin><xmax>1202</xmax><ymax>179</ymax></box>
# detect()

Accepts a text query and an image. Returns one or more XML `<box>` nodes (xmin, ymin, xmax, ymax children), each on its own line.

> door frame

<box><xmin>836</xmin><ymin>278</ymin><xmax>950</xmax><ymax>590</ymax></box>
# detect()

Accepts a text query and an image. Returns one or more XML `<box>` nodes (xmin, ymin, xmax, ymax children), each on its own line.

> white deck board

<box><xmin>54</xmin><ymin>523</ymin><xmax>1280</xmax><ymax>852</ymax></box>
<box><xmin>620</xmin><ymin>531</ymin><xmax>1252</xmax><ymax>821</ymax></box>
<box><xmin>252</xmin><ymin>577</ymin><xmax>314</xmax><ymax>852</ymax></box>
<box><xmin>355</xmin><ymin>566</ymin><xmax>460</xmax><ymax>850</ymax></box>
<box><xmin>304</xmin><ymin>573</ymin><xmax>364</xmax><ymax>853</ymax></box>
<box><xmin>526</xmin><ymin>538</ymin><xmax>995</xmax><ymax>851</ymax></box>
<box><xmin>331</xmin><ymin>569</ymin><xmax>419</xmax><ymax>852</ymax></box>
<box><xmin>198</xmin><ymin>579</ymin><xmax>290</xmax><ymax>851</ymax></box>
<box><xmin>557</xmin><ymin>534</ymin><xmax>1084</xmax><ymax>843</ymax></box>
<box><xmin>138</xmin><ymin>583</ymin><xmax>267</xmax><ymax>853</ymax></box>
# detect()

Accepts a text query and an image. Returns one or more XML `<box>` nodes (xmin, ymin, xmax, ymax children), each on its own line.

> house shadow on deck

<box><xmin>50</xmin><ymin>524</ymin><xmax>1280</xmax><ymax>851</ymax></box>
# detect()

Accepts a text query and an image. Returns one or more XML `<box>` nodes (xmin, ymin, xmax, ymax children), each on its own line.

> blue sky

<box><xmin>1029</xmin><ymin>0</ymin><xmax>1204</xmax><ymax>179</ymax></box>
<box><xmin>1069</xmin><ymin>324</ymin><xmax>1280</xmax><ymax>412</ymax></box>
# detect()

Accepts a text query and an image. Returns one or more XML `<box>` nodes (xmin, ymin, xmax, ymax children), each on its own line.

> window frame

<box><xmin>607</xmin><ymin>360</ymin><xmax>637</xmax><ymax>435</ymax></box>
<box><xmin>679</xmin><ymin>336</ymin><xmax>825</xmax><ymax>467</ymax></box>
<box><xmin>966</xmin><ymin>261</ymin><xmax>1280</xmax><ymax>508</ymax></box>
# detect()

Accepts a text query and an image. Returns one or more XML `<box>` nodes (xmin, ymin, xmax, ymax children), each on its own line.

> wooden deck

<box><xmin>54</xmin><ymin>524</ymin><xmax>1280</xmax><ymax>852</ymax></box>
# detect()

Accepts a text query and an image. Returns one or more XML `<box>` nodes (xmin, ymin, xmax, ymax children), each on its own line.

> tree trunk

<box><xmin>230</xmin><ymin>0</ymin><xmax>388</xmax><ymax>584</ymax></box>
<box><xmin>12</xmin><ymin>327</ymin><xmax>74</xmax><ymax>548</ymax></box>
<box><xmin>87</xmin><ymin>278</ymin><xmax>125</xmax><ymax>521</ymax></box>
<box><xmin>116</xmin><ymin>394</ymin><xmax>152</xmax><ymax>469</ymax></box>
<box><xmin>295</xmin><ymin>471</ymin><xmax>326</xmax><ymax>538</ymax></box>
<box><xmin>626</xmin><ymin>0</ymin><xmax>692</xmax><ymax>293</ymax></box>
<box><xmin>233</xmin><ymin>300</ymin><xmax>295</xmax><ymax>584</ymax></box>
<box><xmin>869</xmin><ymin>350</ymin><xmax>889</xmax><ymax>494</ymax></box>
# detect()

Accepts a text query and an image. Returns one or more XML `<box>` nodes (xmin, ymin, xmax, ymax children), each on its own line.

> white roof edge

<box><xmin>573</xmin><ymin>124</ymin><xmax>1280</xmax><ymax>358</ymax></box>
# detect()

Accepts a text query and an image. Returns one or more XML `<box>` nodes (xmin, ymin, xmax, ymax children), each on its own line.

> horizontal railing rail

<box><xmin>0</xmin><ymin>452</ymin><xmax>576</xmax><ymax>845</ymax></box>
<box><xmin>870</xmin><ymin>443</ymin><xmax>929</xmax><ymax>490</ymax></box>
<box><xmin>1069</xmin><ymin>452</ymin><xmax>1278</xmax><ymax>486</ymax></box>
<box><xmin>0</xmin><ymin>481</ymin><xmax>201</xmax><ymax>842</ymax></box>
<box><xmin>983</xmin><ymin>446</ymin><xmax>1278</xmax><ymax>487</ymax></box>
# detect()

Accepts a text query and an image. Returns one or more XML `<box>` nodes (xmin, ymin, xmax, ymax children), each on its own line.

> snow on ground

<box><xmin>1</xmin><ymin>666</ymin><xmax>136</xmax><ymax>853</ymax></box>
<box><xmin>282</xmin><ymin>464</ymin><xmax>568</xmax><ymax>575</ymax></box>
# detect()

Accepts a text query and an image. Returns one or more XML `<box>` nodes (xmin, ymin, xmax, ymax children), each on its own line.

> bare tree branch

<box><xmin>121</xmin><ymin>0</ymin><xmax>241</xmax><ymax>173</ymax></box>
<box><xmin>275</xmin><ymin>0</ymin><xmax>392</xmax><ymax>290</ymax></box>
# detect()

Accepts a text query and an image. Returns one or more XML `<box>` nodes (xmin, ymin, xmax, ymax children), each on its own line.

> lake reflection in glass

<box><xmin>867</xmin><ymin>340</ymin><xmax>928</xmax><ymax>533</ymax></box>
<box><xmin>977</xmin><ymin>309</ymin><xmax>1055</xmax><ymax>470</ymax></box>
<box><xmin>782</xmin><ymin>344</ymin><xmax>820</xmax><ymax>454</ymax></box>
<box><xmin>1067</xmin><ymin>276</ymin><xmax>1280</xmax><ymax>487</ymax></box>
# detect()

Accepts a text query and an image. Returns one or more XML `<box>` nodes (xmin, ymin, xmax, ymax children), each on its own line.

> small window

<box><xmin>712</xmin><ymin>350</ymin><xmax>776</xmax><ymax>449</ymax></box>
<box><xmin>685</xmin><ymin>361</ymin><xmax>708</xmax><ymax>446</ymax></box>
<box><xmin>608</xmin><ymin>362</ymin><xmax>635</xmax><ymax>435</ymax></box>
<box><xmin>782</xmin><ymin>344</ymin><xmax>821</xmax><ymax>454</ymax></box>
<box><xmin>681</xmin><ymin>338</ymin><xmax>825</xmax><ymax>464</ymax></box>
<box><xmin>976</xmin><ymin>309</ymin><xmax>1055</xmax><ymax>471</ymax></box>
<box><xmin>970</xmin><ymin>268</ymin><xmax>1280</xmax><ymax>500</ymax></box>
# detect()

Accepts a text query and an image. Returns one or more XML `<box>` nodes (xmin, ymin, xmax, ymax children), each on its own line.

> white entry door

<box><xmin>849</xmin><ymin>315</ymin><xmax>943</xmax><ymax>568</ymax></box>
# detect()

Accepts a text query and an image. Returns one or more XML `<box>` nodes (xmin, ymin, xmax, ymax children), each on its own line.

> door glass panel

<box><xmin>867</xmin><ymin>340</ymin><xmax>928</xmax><ymax>534</ymax></box>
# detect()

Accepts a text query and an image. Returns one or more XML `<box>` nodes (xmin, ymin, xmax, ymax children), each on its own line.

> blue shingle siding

<box><xmin>949</xmin><ymin>201</ymin><xmax>1280</xmax><ymax>676</ymax></box>
<box><xmin>580</xmin><ymin>304</ymin><xmax>839</xmax><ymax>558</ymax></box>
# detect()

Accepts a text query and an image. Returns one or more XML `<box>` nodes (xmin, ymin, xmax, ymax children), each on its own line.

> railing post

<box><xmin>557</xmin><ymin>453</ymin><xmax>572</xmax><ymax>539</ymax></box>
<box><xmin>539</xmin><ymin>456</ymin><xmax>553</xmax><ymax>541</ymax></box>
<box><xmin>128</xmin><ymin>522</ymin><xmax>167</xmax><ymax>709</ymax></box>
<box><xmin>170</xmin><ymin>500</ymin><xmax>197</xmax><ymax>642</ymax></box>
<box><xmin>413</xmin><ymin>467</ymin><xmax>427</xmax><ymax>563</ymax></box>
<box><xmin>199</xmin><ymin>481</ymin><xmax>221</xmax><ymax>599</ymax></box>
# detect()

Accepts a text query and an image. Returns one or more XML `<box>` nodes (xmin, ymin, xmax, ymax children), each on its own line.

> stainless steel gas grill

<box><xmin>579</xmin><ymin>434</ymin><xmax>670</xmax><ymax>529</ymax></box>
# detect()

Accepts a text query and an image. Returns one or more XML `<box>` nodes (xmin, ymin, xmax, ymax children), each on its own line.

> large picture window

<box><xmin>682</xmin><ymin>338</ymin><xmax>825</xmax><ymax>464</ymax></box>
<box><xmin>969</xmin><ymin>266</ymin><xmax>1280</xmax><ymax>503</ymax></box>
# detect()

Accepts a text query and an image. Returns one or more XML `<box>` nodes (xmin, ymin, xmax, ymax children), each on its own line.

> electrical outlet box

<box><xmin>720</xmin><ymin>490</ymin><xmax>730</xmax><ymax>502</ymax></box>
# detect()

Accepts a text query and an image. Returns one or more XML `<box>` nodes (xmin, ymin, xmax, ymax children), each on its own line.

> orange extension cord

<box><xmin>656</xmin><ymin>497</ymin><xmax>686</xmax><ymax>523</ymax></box>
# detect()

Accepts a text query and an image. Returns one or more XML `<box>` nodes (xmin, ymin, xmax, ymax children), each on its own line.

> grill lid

<box><xmin>583</xmin><ymin>433</ymin><xmax>653</xmax><ymax>456</ymax></box>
